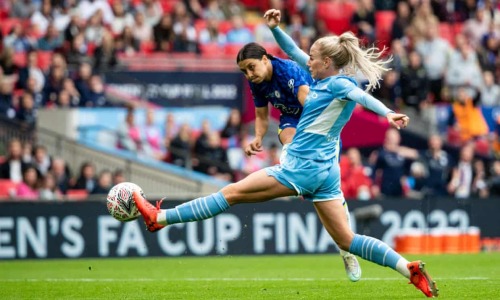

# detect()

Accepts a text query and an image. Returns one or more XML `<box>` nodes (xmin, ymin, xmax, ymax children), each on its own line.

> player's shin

<box><xmin>157</xmin><ymin>191</ymin><xmax>230</xmax><ymax>225</ymax></box>
<box><xmin>349</xmin><ymin>234</ymin><xmax>410</xmax><ymax>278</ymax></box>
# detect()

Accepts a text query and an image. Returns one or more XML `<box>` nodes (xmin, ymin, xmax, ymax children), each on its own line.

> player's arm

<box><xmin>244</xmin><ymin>106</ymin><xmax>269</xmax><ymax>156</ymax></box>
<box><xmin>346</xmin><ymin>86</ymin><xmax>410</xmax><ymax>130</ymax></box>
<box><xmin>264</xmin><ymin>9</ymin><xmax>310</xmax><ymax>71</ymax></box>
<box><xmin>297</xmin><ymin>85</ymin><xmax>309</xmax><ymax>106</ymax></box>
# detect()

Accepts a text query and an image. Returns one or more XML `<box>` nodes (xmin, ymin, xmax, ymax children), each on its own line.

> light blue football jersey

<box><xmin>270</xmin><ymin>27</ymin><xmax>393</xmax><ymax>162</ymax></box>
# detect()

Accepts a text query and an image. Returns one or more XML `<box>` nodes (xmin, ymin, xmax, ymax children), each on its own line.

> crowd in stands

<box><xmin>1</xmin><ymin>0</ymin><xmax>500</xmax><ymax>200</ymax></box>
<box><xmin>0</xmin><ymin>137</ymin><xmax>127</xmax><ymax>200</ymax></box>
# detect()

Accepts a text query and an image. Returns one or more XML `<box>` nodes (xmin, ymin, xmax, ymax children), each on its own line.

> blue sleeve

<box><xmin>346</xmin><ymin>87</ymin><xmax>394</xmax><ymax>117</ymax></box>
<box><xmin>270</xmin><ymin>27</ymin><xmax>310</xmax><ymax>72</ymax></box>
<box><xmin>250</xmin><ymin>86</ymin><xmax>267</xmax><ymax>108</ymax></box>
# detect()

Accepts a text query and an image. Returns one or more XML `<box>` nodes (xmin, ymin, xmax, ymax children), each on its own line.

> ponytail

<box><xmin>315</xmin><ymin>32</ymin><xmax>391</xmax><ymax>91</ymax></box>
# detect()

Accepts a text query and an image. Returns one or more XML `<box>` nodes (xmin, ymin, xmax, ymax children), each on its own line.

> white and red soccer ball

<box><xmin>106</xmin><ymin>182</ymin><xmax>143</xmax><ymax>222</ymax></box>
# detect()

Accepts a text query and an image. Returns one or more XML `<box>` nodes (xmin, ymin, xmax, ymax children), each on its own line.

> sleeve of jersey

<box><xmin>270</xmin><ymin>27</ymin><xmax>310</xmax><ymax>71</ymax></box>
<box><xmin>346</xmin><ymin>86</ymin><xmax>395</xmax><ymax>117</ymax></box>
<box><xmin>250</xmin><ymin>86</ymin><xmax>267</xmax><ymax>107</ymax></box>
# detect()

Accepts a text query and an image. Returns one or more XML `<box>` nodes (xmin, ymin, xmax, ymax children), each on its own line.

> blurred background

<box><xmin>1</xmin><ymin>0</ymin><xmax>500</xmax><ymax>259</ymax></box>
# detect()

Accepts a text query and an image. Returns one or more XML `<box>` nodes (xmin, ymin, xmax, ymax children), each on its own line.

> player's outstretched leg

<box><xmin>349</xmin><ymin>234</ymin><xmax>439</xmax><ymax>298</ymax></box>
<box><xmin>133</xmin><ymin>191</ymin><xmax>165</xmax><ymax>232</ymax></box>
<box><xmin>133</xmin><ymin>191</ymin><xmax>230</xmax><ymax>232</ymax></box>
<box><xmin>340</xmin><ymin>202</ymin><xmax>361</xmax><ymax>282</ymax></box>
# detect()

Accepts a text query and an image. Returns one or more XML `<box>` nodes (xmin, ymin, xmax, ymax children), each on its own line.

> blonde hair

<box><xmin>313</xmin><ymin>32</ymin><xmax>391</xmax><ymax>91</ymax></box>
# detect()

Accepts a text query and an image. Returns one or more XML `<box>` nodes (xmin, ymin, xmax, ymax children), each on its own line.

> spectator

<box><xmin>341</xmin><ymin>148</ymin><xmax>375</xmax><ymax>200</ymax></box>
<box><xmin>448</xmin><ymin>87</ymin><xmax>489</xmax><ymax>144</ymax></box>
<box><xmin>194</xmin><ymin>131</ymin><xmax>232</xmax><ymax>181</ymax></box>
<box><xmin>447</xmin><ymin>143</ymin><xmax>487</xmax><ymax>198</ymax></box>
<box><xmin>419</xmin><ymin>134</ymin><xmax>453</xmax><ymax>197</ymax></box>
<box><xmin>74</xmin><ymin>62</ymin><xmax>93</xmax><ymax>103</ymax></box>
<box><xmin>0</xmin><ymin>79</ymin><xmax>14</xmax><ymax>118</ymax></box>
<box><xmin>93</xmin><ymin>31</ymin><xmax>119</xmax><ymax>73</ymax></box>
<box><xmin>410</xmin><ymin>2</ymin><xmax>439</xmax><ymax>43</ymax></box>
<box><xmin>391</xmin><ymin>1</ymin><xmax>412</xmax><ymax>41</ymax></box>
<box><xmin>0</xmin><ymin>138</ymin><xmax>30</xmax><ymax>183</ymax></box>
<box><xmin>61</xmin><ymin>78</ymin><xmax>81</xmax><ymax>107</ymax></box>
<box><xmin>445</xmin><ymin>34</ymin><xmax>483</xmax><ymax>98</ymax></box>
<box><xmin>3</xmin><ymin>23</ymin><xmax>36</xmax><ymax>53</ymax></box>
<box><xmin>72</xmin><ymin>161</ymin><xmax>97</xmax><ymax>193</ymax></box>
<box><xmin>15</xmin><ymin>92</ymin><xmax>37</xmax><ymax>129</ymax></box>
<box><xmin>220</xmin><ymin>0</ymin><xmax>245</xmax><ymax>19</ymax></box>
<box><xmin>136</xmin><ymin>0</ymin><xmax>163</xmax><ymax>27</ymax></box>
<box><xmin>220</xmin><ymin>108</ymin><xmax>242</xmax><ymax>145</ymax></box>
<box><xmin>32</xmin><ymin>145</ymin><xmax>51</xmax><ymax>176</ymax></box>
<box><xmin>50</xmin><ymin>158</ymin><xmax>72</xmax><ymax>194</ymax></box>
<box><xmin>110</xmin><ymin>1</ymin><xmax>134</xmax><ymax>36</ymax></box>
<box><xmin>15</xmin><ymin>165</ymin><xmax>40</xmax><ymax>200</ymax></box>
<box><xmin>371</xmin><ymin>128</ymin><xmax>418</xmax><ymax>197</ymax></box>
<box><xmin>172</xmin><ymin>14</ymin><xmax>198</xmax><ymax>53</ymax></box>
<box><xmin>403</xmin><ymin>161</ymin><xmax>428</xmax><ymax>199</ymax></box>
<box><xmin>37</xmin><ymin>23</ymin><xmax>64</xmax><ymax>51</ymax></box>
<box><xmin>66</xmin><ymin>33</ymin><xmax>91</xmax><ymax>71</ymax></box>
<box><xmin>389</xmin><ymin>39</ymin><xmax>407</xmax><ymax>74</ymax></box>
<box><xmin>143</xmin><ymin>108</ymin><xmax>164</xmax><ymax>159</ymax></box>
<box><xmin>10</xmin><ymin>0</ymin><xmax>38</xmax><ymax>19</ymax></box>
<box><xmin>77</xmin><ymin>0</ymin><xmax>114</xmax><ymax>25</ymax></box>
<box><xmin>203</xmin><ymin>0</ymin><xmax>225</xmax><ymax>21</ymax></box>
<box><xmin>42</xmin><ymin>65</ymin><xmax>65</xmax><ymax>106</ymax></box>
<box><xmin>415</xmin><ymin>18</ymin><xmax>450</xmax><ymax>102</ymax></box>
<box><xmin>0</xmin><ymin>47</ymin><xmax>18</xmax><ymax>76</ymax></box>
<box><xmin>112</xmin><ymin>168</ymin><xmax>126</xmax><ymax>185</ymax></box>
<box><xmin>16</xmin><ymin>51</ymin><xmax>45</xmax><ymax>92</ymax></box>
<box><xmin>226</xmin><ymin>15</ymin><xmax>254</xmax><ymax>44</ymax></box>
<box><xmin>117</xmin><ymin>107</ymin><xmax>152</xmax><ymax>155</ymax></box>
<box><xmin>198</xmin><ymin>18</ymin><xmax>227</xmax><ymax>46</ymax></box>
<box><xmin>479</xmin><ymin>70</ymin><xmax>500</xmax><ymax>107</ymax></box>
<box><xmin>30</xmin><ymin>0</ymin><xmax>53</xmax><ymax>36</ymax></box>
<box><xmin>372</xmin><ymin>70</ymin><xmax>401</xmax><ymax>110</ymax></box>
<box><xmin>116</xmin><ymin>26</ymin><xmax>140</xmax><ymax>55</ymax></box>
<box><xmin>25</xmin><ymin>77</ymin><xmax>45</xmax><ymax>108</ymax></box>
<box><xmin>153</xmin><ymin>14</ymin><xmax>175</xmax><ymax>51</ymax></box>
<box><xmin>163</xmin><ymin>112</ymin><xmax>179</xmax><ymax>150</ymax></box>
<box><xmin>39</xmin><ymin>172</ymin><xmax>62</xmax><ymax>201</ymax></box>
<box><xmin>132</xmin><ymin>11</ymin><xmax>153</xmax><ymax>43</ymax></box>
<box><xmin>194</xmin><ymin>119</ymin><xmax>212</xmax><ymax>156</ymax></box>
<box><xmin>64</xmin><ymin>14</ymin><xmax>86</xmax><ymax>44</ymax></box>
<box><xmin>169</xmin><ymin>123</ymin><xmax>192</xmax><ymax>168</ymax></box>
<box><xmin>487</xmin><ymin>160</ymin><xmax>500</xmax><ymax>196</ymax></box>
<box><xmin>463</xmin><ymin>7</ymin><xmax>490</xmax><ymax>49</ymax></box>
<box><xmin>91</xmin><ymin>169</ymin><xmax>113</xmax><ymax>194</ymax></box>
<box><xmin>85</xmin><ymin>11</ymin><xmax>107</xmax><ymax>46</ymax></box>
<box><xmin>350</xmin><ymin>0</ymin><xmax>376</xmax><ymax>45</ymax></box>
<box><xmin>399</xmin><ymin>51</ymin><xmax>429</xmax><ymax>113</ymax></box>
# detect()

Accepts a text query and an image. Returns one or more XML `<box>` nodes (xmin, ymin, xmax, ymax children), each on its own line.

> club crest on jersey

<box><xmin>275</xmin><ymin>90</ymin><xmax>280</xmax><ymax>98</ymax></box>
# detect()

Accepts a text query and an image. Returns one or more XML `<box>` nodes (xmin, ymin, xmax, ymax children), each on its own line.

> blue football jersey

<box><xmin>249</xmin><ymin>57</ymin><xmax>313</xmax><ymax>119</ymax></box>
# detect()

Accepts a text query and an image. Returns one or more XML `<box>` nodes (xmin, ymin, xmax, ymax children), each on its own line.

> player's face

<box><xmin>307</xmin><ymin>44</ymin><xmax>326</xmax><ymax>80</ymax></box>
<box><xmin>238</xmin><ymin>57</ymin><xmax>270</xmax><ymax>84</ymax></box>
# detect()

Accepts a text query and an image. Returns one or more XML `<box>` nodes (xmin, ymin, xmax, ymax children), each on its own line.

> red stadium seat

<box><xmin>1</xmin><ymin>18</ymin><xmax>22</xmax><ymax>36</ymax></box>
<box><xmin>224</xmin><ymin>44</ymin><xmax>244</xmax><ymax>58</ymax></box>
<box><xmin>439</xmin><ymin>23</ymin><xmax>454</xmax><ymax>45</ymax></box>
<box><xmin>218</xmin><ymin>21</ymin><xmax>233</xmax><ymax>34</ymax></box>
<box><xmin>66</xmin><ymin>189</ymin><xmax>89</xmax><ymax>201</ymax></box>
<box><xmin>140</xmin><ymin>40</ymin><xmax>156</xmax><ymax>54</ymax></box>
<box><xmin>13</xmin><ymin>52</ymin><xmax>27</xmax><ymax>67</ymax></box>
<box><xmin>375</xmin><ymin>11</ymin><xmax>396</xmax><ymax>49</ymax></box>
<box><xmin>316</xmin><ymin>1</ymin><xmax>357</xmax><ymax>35</ymax></box>
<box><xmin>0</xmin><ymin>180</ymin><xmax>17</xmax><ymax>199</ymax></box>
<box><xmin>37</xmin><ymin>51</ymin><xmax>53</xmax><ymax>71</ymax></box>
<box><xmin>200</xmin><ymin>43</ymin><xmax>223</xmax><ymax>58</ymax></box>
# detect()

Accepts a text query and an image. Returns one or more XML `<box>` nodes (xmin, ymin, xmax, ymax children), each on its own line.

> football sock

<box><xmin>349</xmin><ymin>234</ymin><xmax>410</xmax><ymax>278</ymax></box>
<box><xmin>157</xmin><ymin>192</ymin><xmax>230</xmax><ymax>225</ymax></box>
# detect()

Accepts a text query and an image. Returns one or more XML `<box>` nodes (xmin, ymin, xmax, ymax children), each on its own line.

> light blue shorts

<box><xmin>265</xmin><ymin>153</ymin><xmax>344</xmax><ymax>202</ymax></box>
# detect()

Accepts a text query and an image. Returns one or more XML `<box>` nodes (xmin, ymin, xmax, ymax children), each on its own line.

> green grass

<box><xmin>1</xmin><ymin>253</ymin><xmax>498</xmax><ymax>299</ymax></box>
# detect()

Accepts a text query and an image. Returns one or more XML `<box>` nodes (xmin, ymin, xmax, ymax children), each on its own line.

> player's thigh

<box><xmin>221</xmin><ymin>169</ymin><xmax>296</xmax><ymax>205</ymax></box>
<box><xmin>313</xmin><ymin>200</ymin><xmax>354</xmax><ymax>250</ymax></box>
<box><xmin>278</xmin><ymin>127</ymin><xmax>296</xmax><ymax>145</ymax></box>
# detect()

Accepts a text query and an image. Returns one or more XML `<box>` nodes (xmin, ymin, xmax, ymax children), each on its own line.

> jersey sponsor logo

<box><xmin>273</xmin><ymin>103</ymin><xmax>301</xmax><ymax>115</ymax></box>
<box><xmin>288</xmin><ymin>79</ymin><xmax>295</xmax><ymax>91</ymax></box>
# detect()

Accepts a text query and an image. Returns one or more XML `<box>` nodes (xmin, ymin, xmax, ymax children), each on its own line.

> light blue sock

<box><xmin>349</xmin><ymin>234</ymin><xmax>403</xmax><ymax>271</ymax></box>
<box><xmin>163</xmin><ymin>192</ymin><xmax>230</xmax><ymax>225</ymax></box>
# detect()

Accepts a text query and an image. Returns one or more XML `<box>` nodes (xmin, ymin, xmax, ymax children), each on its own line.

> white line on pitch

<box><xmin>0</xmin><ymin>277</ymin><xmax>490</xmax><ymax>282</ymax></box>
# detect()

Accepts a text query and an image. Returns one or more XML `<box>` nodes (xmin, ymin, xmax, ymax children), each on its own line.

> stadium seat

<box><xmin>66</xmin><ymin>189</ymin><xmax>89</xmax><ymax>201</ymax></box>
<box><xmin>200</xmin><ymin>43</ymin><xmax>223</xmax><ymax>58</ymax></box>
<box><xmin>140</xmin><ymin>40</ymin><xmax>156</xmax><ymax>54</ymax></box>
<box><xmin>316</xmin><ymin>1</ymin><xmax>357</xmax><ymax>35</ymax></box>
<box><xmin>375</xmin><ymin>11</ymin><xmax>396</xmax><ymax>49</ymax></box>
<box><xmin>224</xmin><ymin>44</ymin><xmax>244</xmax><ymax>58</ymax></box>
<box><xmin>218</xmin><ymin>21</ymin><xmax>233</xmax><ymax>34</ymax></box>
<box><xmin>439</xmin><ymin>23</ymin><xmax>454</xmax><ymax>45</ymax></box>
<box><xmin>37</xmin><ymin>51</ymin><xmax>53</xmax><ymax>71</ymax></box>
<box><xmin>0</xmin><ymin>180</ymin><xmax>17</xmax><ymax>199</ymax></box>
<box><xmin>1</xmin><ymin>18</ymin><xmax>22</xmax><ymax>36</ymax></box>
<box><xmin>160</xmin><ymin>0</ymin><xmax>178</xmax><ymax>13</ymax></box>
<box><xmin>13</xmin><ymin>52</ymin><xmax>27</xmax><ymax>67</ymax></box>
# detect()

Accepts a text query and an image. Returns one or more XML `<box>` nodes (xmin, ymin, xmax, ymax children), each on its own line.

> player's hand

<box><xmin>244</xmin><ymin>137</ymin><xmax>263</xmax><ymax>156</ymax></box>
<box><xmin>263</xmin><ymin>9</ymin><xmax>281</xmax><ymax>29</ymax></box>
<box><xmin>387</xmin><ymin>112</ymin><xmax>410</xmax><ymax>130</ymax></box>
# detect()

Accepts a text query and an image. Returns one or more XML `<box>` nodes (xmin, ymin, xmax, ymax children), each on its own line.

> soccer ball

<box><xmin>106</xmin><ymin>182</ymin><xmax>143</xmax><ymax>222</ymax></box>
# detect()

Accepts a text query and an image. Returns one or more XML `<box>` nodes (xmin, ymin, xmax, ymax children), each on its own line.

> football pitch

<box><xmin>1</xmin><ymin>253</ymin><xmax>498</xmax><ymax>299</ymax></box>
